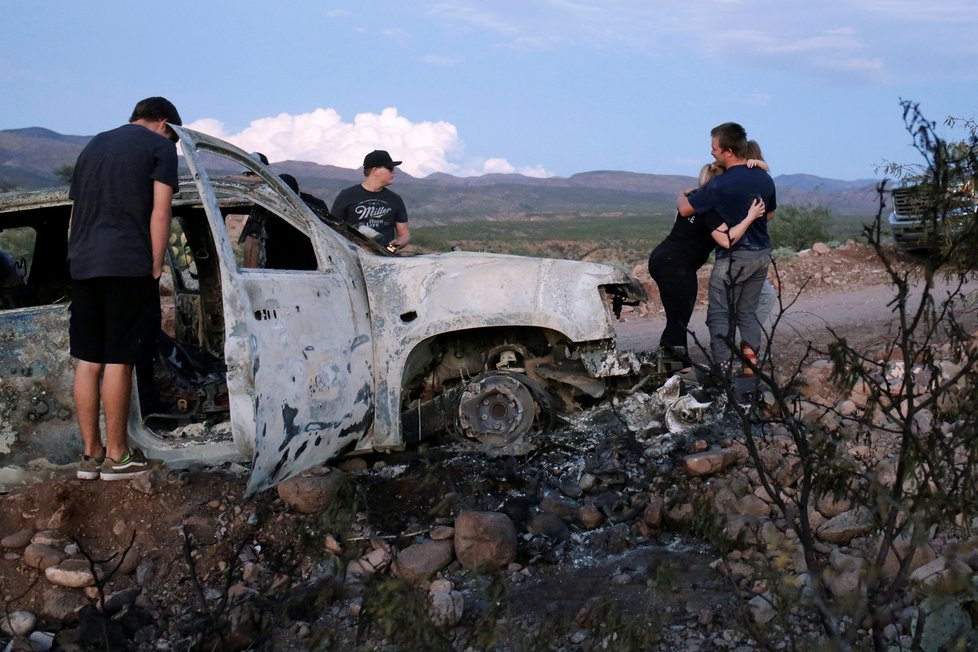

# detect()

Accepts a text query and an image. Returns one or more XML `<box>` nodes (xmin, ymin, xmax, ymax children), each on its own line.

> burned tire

<box><xmin>456</xmin><ymin>372</ymin><xmax>550</xmax><ymax>448</ymax></box>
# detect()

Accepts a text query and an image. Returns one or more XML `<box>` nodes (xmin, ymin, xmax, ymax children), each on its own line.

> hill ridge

<box><xmin>0</xmin><ymin>127</ymin><xmax>885</xmax><ymax>219</ymax></box>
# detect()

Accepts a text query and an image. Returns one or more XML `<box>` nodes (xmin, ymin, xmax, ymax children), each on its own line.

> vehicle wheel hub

<box><xmin>457</xmin><ymin>373</ymin><xmax>537</xmax><ymax>446</ymax></box>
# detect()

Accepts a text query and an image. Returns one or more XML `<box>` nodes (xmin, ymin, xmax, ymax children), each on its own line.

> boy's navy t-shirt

<box><xmin>688</xmin><ymin>165</ymin><xmax>776</xmax><ymax>256</ymax></box>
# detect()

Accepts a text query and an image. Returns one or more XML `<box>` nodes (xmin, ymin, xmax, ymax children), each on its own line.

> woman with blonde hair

<box><xmin>648</xmin><ymin>155</ymin><xmax>766</xmax><ymax>368</ymax></box>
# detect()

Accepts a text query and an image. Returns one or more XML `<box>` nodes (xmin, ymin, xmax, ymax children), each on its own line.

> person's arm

<box><xmin>746</xmin><ymin>159</ymin><xmax>770</xmax><ymax>171</ymax></box>
<box><xmin>150</xmin><ymin>180</ymin><xmax>174</xmax><ymax>279</ymax></box>
<box><xmin>677</xmin><ymin>190</ymin><xmax>696</xmax><ymax>217</ymax></box>
<box><xmin>389</xmin><ymin>222</ymin><xmax>410</xmax><ymax>250</ymax></box>
<box><xmin>710</xmin><ymin>198</ymin><xmax>766</xmax><ymax>249</ymax></box>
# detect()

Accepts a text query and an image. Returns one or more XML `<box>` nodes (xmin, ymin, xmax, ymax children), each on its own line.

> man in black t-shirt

<box><xmin>331</xmin><ymin>150</ymin><xmax>410</xmax><ymax>252</ymax></box>
<box><xmin>67</xmin><ymin>96</ymin><xmax>181</xmax><ymax>481</ymax></box>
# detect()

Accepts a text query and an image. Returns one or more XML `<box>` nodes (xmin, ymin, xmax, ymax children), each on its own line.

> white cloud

<box><xmin>185</xmin><ymin>107</ymin><xmax>553</xmax><ymax>178</ymax></box>
<box><xmin>420</xmin><ymin>54</ymin><xmax>455</xmax><ymax>65</ymax></box>
<box><xmin>514</xmin><ymin>164</ymin><xmax>554</xmax><ymax>178</ymax></box>
<box><xmin>482</xmin><ymin>158</ymin><xmax>516</xmax><ymax>174</ymax></box>
<box><xmin>746</xmin><ymin>91</ymin><xmax>772</xmax><ymax>106</ymax></box>
<box><xmin>426</xmin><ymin>4</ymin><xmax>521</xmax><ymax>36</ymax></box>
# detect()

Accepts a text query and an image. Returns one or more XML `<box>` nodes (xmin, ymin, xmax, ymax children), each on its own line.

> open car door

<box><xmin>174</xmin><ymin>127</ymin><xmax>375</xmax><ymax>496</ymax></box>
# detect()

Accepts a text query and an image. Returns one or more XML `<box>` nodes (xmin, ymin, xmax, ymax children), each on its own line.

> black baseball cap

<box><xmin>363</xmin><ymin>150</ymin><xmax>401</xmax><ymax>170</ymax></box>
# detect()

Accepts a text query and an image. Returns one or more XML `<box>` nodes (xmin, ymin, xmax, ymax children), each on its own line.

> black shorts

<box><xmin>69</xmin><ymin>277</ymin><xmax>161</xmax><ymax>365</ymax></box>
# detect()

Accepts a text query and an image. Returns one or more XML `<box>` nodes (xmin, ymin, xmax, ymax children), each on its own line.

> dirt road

<box><xmin>616</xmin><ymin>244</ymin><xmax>978</xmax><ymax>368</ymax></box>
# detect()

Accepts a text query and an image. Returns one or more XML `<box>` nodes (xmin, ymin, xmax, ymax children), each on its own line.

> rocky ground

<box><xmin>2</xmin><ymin>242</ymin><xmax>978</xmax><ymax>651</ymax></box>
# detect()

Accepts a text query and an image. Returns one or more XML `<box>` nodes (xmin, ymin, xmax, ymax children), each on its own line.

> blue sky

<box><xmin>2</xmin><ymin>0</ymin><xmax>976</xmax><ymax>180</ymax></box>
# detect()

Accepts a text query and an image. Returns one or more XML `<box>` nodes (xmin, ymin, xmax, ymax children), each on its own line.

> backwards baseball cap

<box><xmin>363</xmin><ymin>150</ymin><xmax>401</xmax><ymax>170</ymax></box>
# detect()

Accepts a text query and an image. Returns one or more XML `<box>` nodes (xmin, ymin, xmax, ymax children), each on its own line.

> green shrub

<box><xmin>769</xmin><ymin>204</ymin><xmax>832</xmax><ymax>251</ymax></box>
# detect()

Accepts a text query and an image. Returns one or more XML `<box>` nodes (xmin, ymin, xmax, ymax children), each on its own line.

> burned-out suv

<box><xmin>0</xmin><ymin>127</ymin><xmax>655</xmax><ymax>495</ymax></box>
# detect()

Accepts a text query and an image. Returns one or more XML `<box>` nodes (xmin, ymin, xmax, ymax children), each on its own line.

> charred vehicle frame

<box><xmin>0</xmin><ymin>127</ymin><xmax>660</xmax><ymax>495</ymax></box>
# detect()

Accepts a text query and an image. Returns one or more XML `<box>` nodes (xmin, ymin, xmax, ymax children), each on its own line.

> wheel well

<box><xmin>401</xmin><ymin>326</ymin><xmax>570</xmax><ymax>408</ymax></box>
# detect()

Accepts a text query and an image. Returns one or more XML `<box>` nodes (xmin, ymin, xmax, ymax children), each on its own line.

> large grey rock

<box><xmin>909</xmin><ymin>556</ymin><xmax>974</xmax><ymax>594</ymax></box>
<box><xmin>538</xmin><ymin>494</ymin><xmax>579</xmax><ymax>521</ymax></box>
<box><xmin>276</xmin><ymin>469</ymin><xmax>347</xmax><ymax>514</ymax></box>
<box><xmin>31</xmin><ymin>531</ymin><xmax>66</xmax><ymax>547</ymax></box>
<box><xmin>828</xmin><ymin>568</ymin><xmax>864</xmax><ymax>603</ymax></box>
<box><xmin>641</xmin><ymin>496</ymin><xmax>664</xmax><ymax>528</ymax></box>
<box><xmin>816</xmin><ymin>494</ymin><xmax>851</xmax><ymax>518</ymax></box>
<box><xmin>748</xmin><ymin>593</ymin><xmax>776</xmax><ymax>625</ymax></box>
<box><xmin>453</xmin><ymin>511</ymin><xmax>517</xmax><ymax>571</ymax></box>
<box><xmin>40</xmin><ymin>587</ymin><xmax>87</xmax><ymax>623</ymax></box>
<box><xmin>429</xmin><ymin>589</ymin><xmax>464</xmax><ymax>627</ymax></box>
<box><xmin>346</xmin><ymin>546</ymin><xmax>392</xmax><ymax>580</ymax></box>
<box><xmin>429</xmin><ymin>526</ymin><xmax>454</xmax><ymax>541</ymax></box>
<box><xmin>103</xmin><ymin>587</ymin><xmax>141</xmax><ymax>615</ymax></box>
<box><xmin>816</xmin><ymin>508</ymin><xmax>875</xmax><ymax>544</ymax></box>
<box><xmin>392</xmin><ymin>540</ymin><xmax>454</xmax><ymax>585</ymax></box>
<box><xmin>22</xmin><ymin>543</ymin><xmax>65</xmax><ymax>570</ymax></box>
<box><xmin>131</xmin><ymin>466</ymin><xmax>171</xmax><ymax>495</ymax></box>
<box><xmin>681</xmin><ymin>450</ymin><xmax>737</xmax><ymax>477</ymax></box>
<box><xmin>527</xmin><ymin>513</ymin><xmax>570</xmax><ymax>542</ymax></box>
<box><xmin>45</xmin><ymin>558</ymin><xmax>97</xmax><ymax>588</ymax></box>
<box><xmin>136</xmin><ymin>560</ymin><xmax>157</xmax><ymax>586</ymax></box>
<box><xmin>45</xmin><ymin>505</ymin><xmax>69</xmax><ymax>531</ymax></box>
<box><xmin>1</xmin><ymin>528</ymin><xmax>34</xmax><ymax>549</ymax></box>
<box><xmin>0</xmin><ymin>609</ymin><xmax>36</xmax><ymax>636</ymax></box>
<box><xmin>112</xmin><ymin>545</ymin><xmax>141</xmax><ymax>576</ymax></box>
<box><xmin>578</xmin><ymin>503</ymin><xmax>605</xmax><ymax>529</ymax></box>
<box><xmin>880</xmin><ymin>537</ymin><xmax>937</xmax><ymax>580</ymax></box>
<box><xmin>735</xmin><ymin>495</ymin><xmax>770</xmax><ymax>518</ymax></box>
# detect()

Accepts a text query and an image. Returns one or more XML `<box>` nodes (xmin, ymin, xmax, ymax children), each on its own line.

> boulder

<box><xmin>828</xmin><ymin>568</ymin><xmax>864</xmax><ymax>603</ymax></box>
<box><xmin>639</xmin><ymin>496</ymin><xmax>663</xmax><ymax>528</ymax></box>
<box><xmin>45</xmin><ymin>505</ymin><xmax>69</xmax><ymax>531</ymax></box>
<box><xmin>748</xmin><ymin>593</ymin><xmax>776</xmax><ymax>625</ymax></box>
<box><xmin>22</xmin><ymin>543</ymin><xmax>65</xmax><ymax>570</ymax></box>
<box><xmin>45</xmin><ymin>558</ymin><xmax>97</xmax><ymax>588</ymax></box>
<box><xmin>816</xmin><ymin>494</ymin><xmax>852</xmax><ymax>518</ymax></box>
<box><xmin>909</xmin><ymin>556</ymin><xmax>974</xmax><ymax>595</ymax></box>
<box><xmin>453</xmin><ymin>511</ymin><xmax>517</xmax><ymax>571</ymax></box>
<box><xmin>735</xmin><ymin>495</ymin><xmax>771</xmax><ymax>518</ymax></box>
<box><xmin>429</xmin><ymin>589</ymin><xmax>464</xmax><ymax>627</ymax></box>
<box><xmin>527</xmin><ymin>513</ymin><xmax>570</xmax><ymax>542</ymax></box>
<box><xmin>392</xmin><ymin>540</ymin><xmax>454</xmax><ymax>586</ymax></box>
<box><xmin>277</xmin><ymin>469</ymin><xmax>347</xmax><ymax>514</ymax></box>
<box><xmin>539</xmin><ymin>494</ymin><xmax>580</xmax><ymax>521</ymax></box>
<box><xmin>0</xmin><ymin>610</ymin><xmax>36</xmax><ymax>637</ymax></box>
<box><xmin>103</xmin><ymin>587</ymin><xmax>141</xmax><ymax>615</ymax></box>
<box><xmin>40</xmin><ymin>587</ymin><xmax>88</xmax><ymax>623</ymax></box>
<box><xmin>346</xmin><ymin>546</ymin><xmax>392</xmax><ymax>580</ymax></box>
<box><xmin>113</xmin><ymin>545</ymin><xmax>141</xmax><ymax>576</ymax></box>
<box><xmin>1</xmin><ymin>528</ymin><xmax>34</xmax><ymax>549</ymax></box>
<box><xmin>816</xmin><ymin>508</ymin><xmax>874</xmax><ymax>544</ymax></box>
<box><xmin>131</xmin><ymin>466</ymin><xmax>171</xmax><ymax>495</ymax></box>
<box><xmin>429</xmin><ymin>526</ymin><xmax>454</xmax><ymax>541</ymax></box>
<box><xmin>681</xmin><ymin>450</ymin><xmax>734</xmax><ymax>477</ymax></box>
<box><xmin>880</xmin><ymin>538</ymin><xmax>937</xmax><ymax>580</ymax></box>
<box><xmin>578</xmin><ymin>503</ymin><xmax>605</xmax><ymax>529</ymax></box>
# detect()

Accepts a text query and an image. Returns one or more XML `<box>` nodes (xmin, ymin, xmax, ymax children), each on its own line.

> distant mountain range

<box><xmin>0</xmin><ymin>127</ymin><xmax>885</xmax><ymax>223</ymax></box>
